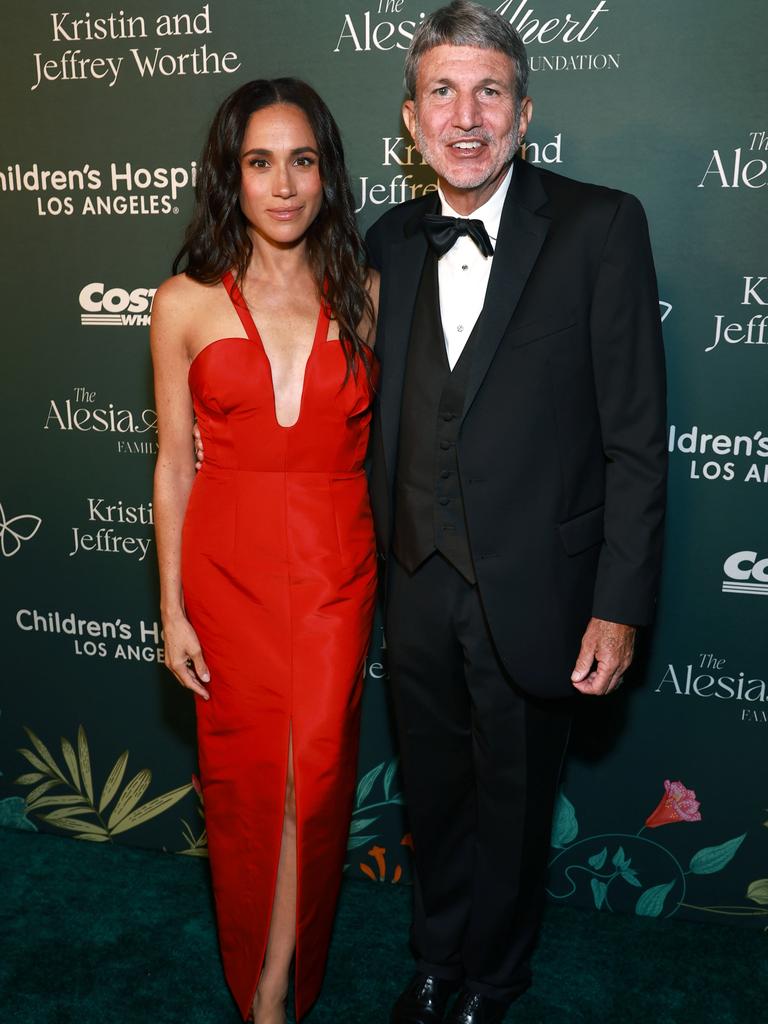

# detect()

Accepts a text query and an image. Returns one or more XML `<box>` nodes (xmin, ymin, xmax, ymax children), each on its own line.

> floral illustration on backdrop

<box><xmin>0</xmin><ymin>795</ymin><xmax>34</xmax><ymax>830</ymax></box>
<box><xmin>746</xmin><ymin>792</ymin><xmax>768</xmax><ymax>917</ymax></box>
<box><xmin>547</xmin><ymin>779</ymin><xmax>767</xmax><ymax>923</ymax></box>
<box><xmin>178</xmin><ymin>772</ymin><xmax>208</xmax><ymax>856</ymax></box>
<box><xmin>14</xmin><ymin>724</ymin><xmax>192</xmax><ymax>841</ymax></box>
<box><xmin>176</xmin><ymin>757</ymin><xmax>408</xmax><ymax>870</ymax></box>
<box><xmin>0</xmin><ymin>709</ymin><xmax>36</xmax><ymax>831</ymax></box>
<box><xmin>344</xmin><ymin>756</ymin><xmax>407</xmax><ymax>881</ymax></box>
<box><xmin>359</xmin><ymin>834</ymin><xmax>413</xmax><ymax>884</ymax></box>
<box><xmin>645</xmin><ymin>779</ymin><xmax>702</xmax><ymax>828</ymax></box>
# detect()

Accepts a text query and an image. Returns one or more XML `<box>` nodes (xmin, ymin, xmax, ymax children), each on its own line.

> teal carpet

<box><xmin>1</xmin><ymin>828</ymin><xmax>765</xmax><ymax>1023</ymax></box>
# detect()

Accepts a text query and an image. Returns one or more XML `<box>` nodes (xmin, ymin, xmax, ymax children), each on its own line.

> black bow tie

<box><xmin>422</xmin><ymin>214</ymin><xmax>494</xmax><ymax>259</ymax></box>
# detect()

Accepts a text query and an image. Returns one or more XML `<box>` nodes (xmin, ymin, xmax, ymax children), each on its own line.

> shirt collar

<box><xmin>438</xmin><ymin>162</ymin><xmax>514</xmax><ymax>243</ymax></box>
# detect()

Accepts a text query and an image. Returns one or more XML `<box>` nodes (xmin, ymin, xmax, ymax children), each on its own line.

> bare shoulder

<box><xmin>152</xmin><ymin>273</ymin><xmax>212</xmax><ymax>323</ymax></box>
<box><xmin>151</xmin><ymin>274</ymin><xmax>220</xmax><ymax>354</ymax></box>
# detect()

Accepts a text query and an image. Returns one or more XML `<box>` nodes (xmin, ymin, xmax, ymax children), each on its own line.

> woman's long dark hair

<box><xmin>174</xmin><ymin>78</ymin><xmax>373</xmax><ymax>376</ymax></box>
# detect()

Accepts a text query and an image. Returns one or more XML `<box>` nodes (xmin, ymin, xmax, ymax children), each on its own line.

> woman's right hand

<box><xmin>163</xmin><ymin>613</ymin><xmax>211</xmax><ymax>700</ymax></box>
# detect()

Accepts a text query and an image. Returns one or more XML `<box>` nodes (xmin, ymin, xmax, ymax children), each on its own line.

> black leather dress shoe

<box><xmin>445</xmin><ymin>990</ymin><xmax>509</xmax><ymax>1024</ymax></box>
<box><xmin>390</xmin><ymin>973</ymin><xmax>460</xmax><ymax>1024</ymax></box>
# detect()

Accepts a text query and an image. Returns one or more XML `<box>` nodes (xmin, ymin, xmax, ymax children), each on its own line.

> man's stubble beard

<box><xmin>413</xmin><ymin>104</ymin><xmax>521</xmax><ymax>192</ymax></box>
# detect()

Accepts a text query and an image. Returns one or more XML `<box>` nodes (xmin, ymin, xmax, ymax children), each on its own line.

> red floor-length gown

<box><xmin>181</xmin><ymin>273</ymin><xmax>377</xmax><ymax>1020</ymax></box>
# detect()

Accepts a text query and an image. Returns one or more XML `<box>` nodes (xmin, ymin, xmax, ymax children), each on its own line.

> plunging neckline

<box><xmin>222</xmin><ymin>271</ymin><xmax>330</xmax><ymax>431</ymax></box>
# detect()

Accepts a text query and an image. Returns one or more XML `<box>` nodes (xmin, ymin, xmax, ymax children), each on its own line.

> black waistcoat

<box><xmin>392</xmin><ymin>253</ymin><xmax>481</xmax><ymax>584</ymax></box>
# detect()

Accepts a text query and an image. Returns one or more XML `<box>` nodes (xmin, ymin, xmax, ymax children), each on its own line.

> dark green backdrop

<box><xmin>2</xmin><ymin>0</ymin><xmax>767</xmax><ymax>928</ymax></box>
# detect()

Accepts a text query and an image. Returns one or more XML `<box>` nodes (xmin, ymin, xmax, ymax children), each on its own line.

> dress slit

<box><xmin>291</xmin><ymin>721</ymin><xmax>302</xmax><ymax>1021</ymax></box>
<box><xmin>246</xmin><ymin>718</ymin><xmax>296</xmax><ymax>1021</ymax></box>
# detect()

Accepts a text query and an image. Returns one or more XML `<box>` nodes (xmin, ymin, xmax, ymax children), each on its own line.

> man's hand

<box><xmin>193</xmin><ymin>422</ymin><xmax>204</xmax><ymax>470</ymax></box>
<box><xmin>571</xmin><ymin>617</ymin><xmax>636</xmax><ymax>696</ymax></box>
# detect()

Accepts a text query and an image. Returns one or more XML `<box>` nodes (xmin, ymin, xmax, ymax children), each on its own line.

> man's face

<box><xmin>403</xmin><ymin>44</ymin><xmax>532</xmax><ymax>196</ymax></box>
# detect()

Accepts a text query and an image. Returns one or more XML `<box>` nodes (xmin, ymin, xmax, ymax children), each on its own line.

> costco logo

<box><xmin>79</xmin><ymin>282</ymin><xmax>157</xmax><ymax>327</ymax></box>
<box><xmin>722</xmin><ymin>550</ymin><xmax>768</xmax><ymax>597</ymax></box>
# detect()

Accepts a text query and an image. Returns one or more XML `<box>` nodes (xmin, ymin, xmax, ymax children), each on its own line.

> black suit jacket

<box><xmin>365</xmin><ymin>156</ymin><xmax>667</xmax><ymax>698</ymax></box>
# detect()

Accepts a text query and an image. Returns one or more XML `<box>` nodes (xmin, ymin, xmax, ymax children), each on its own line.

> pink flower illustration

<box><xmin>645</xmin><ymin>780</ymin><xmax>702</xmax><ymax>828</ymax></box>
<box><xmin>191</xmin><ymin>773</ymin><xmax>204</xmax><ymax>802</ymax></box>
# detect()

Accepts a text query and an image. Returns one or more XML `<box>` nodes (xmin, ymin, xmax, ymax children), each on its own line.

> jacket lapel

<box><xmin>461</xmin><ymin>158</ymin><xmax>551</xmax><ymax>422</ymax></box>
<box><xmin>379</xmin><ymin>193</ymin><xmax>438</xmax><ymax>486</ymax></box>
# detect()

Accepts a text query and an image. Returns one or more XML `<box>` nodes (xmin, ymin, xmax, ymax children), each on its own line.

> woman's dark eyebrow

<box><xmin>241</xmin><ymin>146</ymin><xmax>319</xmax><ymax>157</ymax></box>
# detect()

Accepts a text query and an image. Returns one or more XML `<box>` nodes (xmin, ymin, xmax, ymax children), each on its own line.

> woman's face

<box><xmin>239</xmin><ymin>103</ymin><xmax>324</xmax><ymax>245</ymax></box>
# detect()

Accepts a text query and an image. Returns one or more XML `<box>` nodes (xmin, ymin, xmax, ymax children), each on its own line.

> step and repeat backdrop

<box><xmin>2</xmin><ymin>1</ymin><xmax>766</xmax><ymax>927</ymax></box>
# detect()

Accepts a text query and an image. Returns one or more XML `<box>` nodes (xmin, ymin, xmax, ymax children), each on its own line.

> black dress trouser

<box><xmin>386</xmin><ymin>552</ymin><xmax>574</xmax><ymax>1003</ymax></box>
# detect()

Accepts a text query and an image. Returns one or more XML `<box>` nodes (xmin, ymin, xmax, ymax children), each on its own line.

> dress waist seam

<box><xmin>199</xmin><ymin>468</ymin><xmax>366</xmax><ymax>478</ymax></box>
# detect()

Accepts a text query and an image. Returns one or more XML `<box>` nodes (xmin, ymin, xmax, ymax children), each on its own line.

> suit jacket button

<box><xmin>438</xmin><ymin>497</ymin><xmax>450</xmax><ymax>506</ymax></box>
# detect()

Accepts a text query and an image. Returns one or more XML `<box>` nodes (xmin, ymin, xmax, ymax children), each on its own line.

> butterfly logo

<box><xmin>0</xmin><ymin>502</ymin><xmax>42</xmax><ymax>558</ymax></box>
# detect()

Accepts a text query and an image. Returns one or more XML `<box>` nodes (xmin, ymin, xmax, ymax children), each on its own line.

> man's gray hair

<box><xmin>404</xmin><ymin>0</ymin><xmax>529</xmax><ymax>103</ymax></box>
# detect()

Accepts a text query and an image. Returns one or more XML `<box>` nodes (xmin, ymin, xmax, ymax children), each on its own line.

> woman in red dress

<box><xmin>151</xmin><ymin>79</ymin><xmax>378</xmax><ymax>1023</ymax></box>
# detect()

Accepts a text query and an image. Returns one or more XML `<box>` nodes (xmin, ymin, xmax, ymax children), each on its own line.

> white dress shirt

<box><xmin>437</xmin><ymin>164</ymin><xmax>514</xmax><ymax>370</ymax></box>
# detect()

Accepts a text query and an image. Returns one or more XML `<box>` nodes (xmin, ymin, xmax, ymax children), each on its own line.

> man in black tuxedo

<box><xmin>366</xmin><ymin>3</ymin><xmax>667</xmax><ymax>1022</ymax></box>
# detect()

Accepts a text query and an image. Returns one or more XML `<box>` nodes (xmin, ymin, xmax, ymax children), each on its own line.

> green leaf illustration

<box><xmin>179</xmin><ymin>817</ymin><xmax>208</xmax><ymax>857</ymax></box>
<box><xmin>60</xmin><ymin>736</ymin><xmax>81</xmax><ymax>792</ymax></box>
<box><xmin>109</xmin><ymin>783</ymin><xmax>192</xmax><ymax>835</ymax></box>
<box><xmin>43</xmin><ymin>805</ymin><xmax>95</xmax><ymax>821</ymax></box>
<box><xmin>77</xmin><ymin>725</ymin><xmax>94</xmax><ymax>803</ymax></box>
<box><xmin>383</xmin><ymin>758</ymin><xmax>399</xmax><ymax>801</ymax></box>
<box><xmin>39</xmin><ymin>815</ymin><xmax>107</xmax><ymax>836</ymax></box>
<box><xmin>0</xmin><ymin>796</ymin><xmax>37</xmax><ymax>831</ymax></box>
<box><xmin>621</xmin><ymin>867</ymin><xmax>642</xmax><ymax>888</ymax></box>
<box><xmin>16</xmin><ymin>725</ymin><xmax>197</xmax><ymax>842</ymax></box>
<box><xmin>612</xmin><ymin>846</ymin><xmax>629</xmax><ymax>869</ymax></box>
<box><xmin>588</xmin><ymin>847</ymin><xmax>608</xmax><ymax>870</ymax></box>
<box><xmin>107</xmin><ymin>769</ymin><xmax>152</xmax><ymax>829</ymax></box>
<box><xmin>355</xmin><ymin>763</ymin><xmax>384</xmax><ymax>808</ymax></box>
<box><xmin>550</xmin><ymin>792</ymin><xmax>578</xmax><ymax>848</ymax></box>
<box><xmin>15</xmin><ymin>772</ymin><xmax>45</xmax><ymax>786</ymax></box>
<box><xmin>746</xmin><ymin>879</ymin><xmax>768</xmax><ymax>906</ymax></box>
<box><xmin>17</xmin><ymin>748</ymin><xmax>54</xmax><ymax>776</ymax></box>
<box><xmin>347</xmin><ymin>834</ymin><xmax>378</xmax><ymax>850</ymax></box>
<box><xmin>26</xmin><ymin>794</ymin><xmax>87</xmax><ymax>812</ymax></box>
<box><xmin>591</xmin><ymin>878</ymin><xmax>608</xmax><ymax>910</ymax></box>
<box><xmin>99</xmin><ymin>750</ymin><xmax>129</xmax><ymax>813</ymax></box>
<box><xmin>689</xmin><ymin>834</ymin><xmax>746</xmax><ymax>875</ymax></box>
<box><xmin>636</xmin><ymin>881</ymin><xmax>675</xmax><ymax>917</ymax></box>
<box><xmin>26</xmin><ymin>779</ymin><xmax>59</xmax><ymax>804</ymax></box>
<box><xmin>24</xmin><ymin>727</ymin><xmax>65</xmax><ymax>781</ymax></box>
<box><xmin>349</xmin><ymin>816</ymin><xmax>379</xmax><ymax>834</ymax></box>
